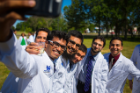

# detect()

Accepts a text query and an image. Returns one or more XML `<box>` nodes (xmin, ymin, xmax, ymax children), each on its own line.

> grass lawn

<box><xmin>0</xmin><ymin>37</ymin><xmax>140</xmax><ymax>93</ymax></box>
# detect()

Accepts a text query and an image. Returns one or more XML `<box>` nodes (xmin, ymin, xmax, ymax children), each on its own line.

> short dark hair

<box><xmin>47</xmin><ymin>30</ymin><xmax>67</xmax><ymax>42</ymax></box>
<box><xmin>92</xmin><ymin>36</ymin><xmax>106</xmax><ymax>47</ymax></box>
<box><xmin>36</xmin><ymin>28</ymin><xmax>50</xmax><ymax>39</ymax></box>
<box><xmin>110</xmin><ymin>37</ymin><xmax>123</xmax><ymax>46</ymax></box>
<box><xmin>66</xmin><ymin>30</ymin><xmax>83</xmax><ymax>44</ymax></box>
<box><xmin>79</xmin><ymin>44</ymin><xmax>87</xmax><ymax>54</ymax></box>
<box><xmin>21</xmin><ymin>33</ymin><xmax>25</xmax><ymax>36</ymax></box>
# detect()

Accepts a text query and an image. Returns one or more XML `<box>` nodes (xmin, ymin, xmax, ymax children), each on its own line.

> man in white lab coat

<box><xmin>0</xmin><ymin>29</ymin><xmax>67</xmax><ymax>93</ymax></box>
<box><xmin>75</xmin><ymin>36</ymin><xmax>108</xmax><ymax>93</ymax></box>
<box><xmin>63</xmin><ymin>44</ymin><xmax>87</xmax><ymax>93</ymax></box>
<box><xmin>127</xmin><ymin>44</ymin><xmax>140</xmax><ymax>93</ymax></box>
<box><xmin>104</xmin><ymin>37</ymin><xmax>140</xmax><ymax>93</ymax></box>
<box><xmin>0</xmin><ymin>30</ymin><xmax>67</xmax><ymax>93</ymax></box>
<box><xmin>27</xmin><ymin>32</ymin><xmax>34</xmax><ymax>43</ymax></box>
<box><xmin>1</xmin><ymin>28</ymin><xmax>50</xmax><ymax>93</ymax></box>
<box><xmin>0</xmin><ymin>2</ymin><xmax>67</xmax><ymax>93</ymax></box>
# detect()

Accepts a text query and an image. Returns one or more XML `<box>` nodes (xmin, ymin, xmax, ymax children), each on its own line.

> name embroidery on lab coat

<box><xmin>44</xmin><ymin>66</ymin><xmax>51</xmax><ymax>73</ymax></box>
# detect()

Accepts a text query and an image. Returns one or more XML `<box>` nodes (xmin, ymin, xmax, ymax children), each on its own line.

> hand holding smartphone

<box><xmin>12</xmin><ymin>0</ymin><xmax>63</xmax><ymax>18</ymax></box>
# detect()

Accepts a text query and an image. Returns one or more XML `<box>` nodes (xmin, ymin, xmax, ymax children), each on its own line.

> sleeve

<box><xmin>128</xmin><ymin>46</ymin><xmax>139</xmax><ymax>80</ymax></box>
<box><xmin>0</xmin><ymin>34</ymin><xmax>38</xmax><ymax>78</ymax></box>
<box><xmin>128</xmin><ymin>59</ymin><xmax>140</xmax><ymax>81</ymax></box>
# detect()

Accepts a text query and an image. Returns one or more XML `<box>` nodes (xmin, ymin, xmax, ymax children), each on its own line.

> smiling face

<box><xmin>91</xmin><ymin>39</ymin><xmax>104</xmax><ymax>55</ymax></box>
<box><xmin>109</xmin><ymin>39</ymin><xmax>123</xmax><ymax>57</ymax></box>
<box><xmin>45</xmin><ymin>36</ymin><xmax>66</xmax><ymax>60</ymax></box>
<box><xmin>71</xmin><ymin>50</ymin><xmax>86</xmax><ymax>64</ymax></box>
<box><xmin>66</xmin><ymin>36</ymin><xmax>82</xmax><ymax>55</ymax></box>
<box><xmin>35</xmin><ymin>31</ymin><xmax>48</xmax><ymax>43</ymax></box>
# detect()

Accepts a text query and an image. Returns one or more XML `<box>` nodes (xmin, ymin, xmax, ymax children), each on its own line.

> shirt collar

<box><xmin>109</xmin><ymin>53</ymin><xmax>120</xmax><ymax>62</ymax></box>
<box><xmin>88</xmin><ymin>50</ymin><xmax>99</xmax><ymax>61</ymax></box>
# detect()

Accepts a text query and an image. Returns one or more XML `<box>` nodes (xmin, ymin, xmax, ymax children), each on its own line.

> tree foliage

<box><xmin>15</xmin><ymin>15</ymin><xmax>68</xmax><ymax>32</ymax></box>
<box><xmin>14</xmin><ymin>0</ymin><xmax>140</xmax><ymax>39</ymax></box>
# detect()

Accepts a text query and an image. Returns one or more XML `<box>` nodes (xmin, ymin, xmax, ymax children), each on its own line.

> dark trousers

<box><xmin>77</xmin><ymin>80</ymin><xmax>91</xmax><ymax>93</ymax></box>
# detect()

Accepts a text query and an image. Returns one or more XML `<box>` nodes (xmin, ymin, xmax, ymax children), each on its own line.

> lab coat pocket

<box><xmin>43</xmin><ymin>70</ymin><xmax>52</xmax><ymax>77</ymax></box>
<box><xmin>107</xmin><ymin>69</ymin><xmax>126</xmax><ymax>91</ymax></box>
<box><xmin>109</xmin><ymin>69</ymin><xmax>125</xmax><ymax>79</ymax></box>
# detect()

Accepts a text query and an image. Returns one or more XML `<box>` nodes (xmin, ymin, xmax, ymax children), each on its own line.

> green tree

<box><xmin>51</xmin><ymin>15</ymin><xmax>68</xmax><ymax>32</ymax></box>
<box><xmin>25</xmin><ymin>27</ymin><xmax>32</xmax><ymax>33</ymax></box>
<box><xmin>63</xmin><ymin>0</ymin><xmax>87</xmax><ymax>31</ymax></box>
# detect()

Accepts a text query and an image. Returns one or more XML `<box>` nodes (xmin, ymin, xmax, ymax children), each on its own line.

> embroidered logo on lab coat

<box><xmin>61</xmin><ymin>62</ymin><xmax>63</xmax><ymax>66</ymax></box>
<box><xmin>44</xmin><ymin>66</ymin><xmax>51</xmax><ymax>73</ymax></box>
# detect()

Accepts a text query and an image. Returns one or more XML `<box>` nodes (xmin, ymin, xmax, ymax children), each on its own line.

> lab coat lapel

<box><xmin>92</xmin><ymin>52</ymin><xmax>103</xmax><ymax>72</ymax></box>
<box><xmin>108</xmin><ymin>53</ymin><xmax>123</xmax><ymax>77</ymax></box>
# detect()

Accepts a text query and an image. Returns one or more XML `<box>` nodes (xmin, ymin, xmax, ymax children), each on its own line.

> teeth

<box><xmin>54</xmin><ymin>51</ymin><xmax>59</xmax><ymax>54</ymax></box>
<box><xmin>70</xmin><ymin>49</ymin><xmax>73</xmax><ymax>52</ymax></box>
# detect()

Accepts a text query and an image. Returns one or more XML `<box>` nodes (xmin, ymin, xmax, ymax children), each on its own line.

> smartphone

<box><xmin>13</xmin><ymin>0</ymin><xmax>63</xmax><ymax>18</ymax></box>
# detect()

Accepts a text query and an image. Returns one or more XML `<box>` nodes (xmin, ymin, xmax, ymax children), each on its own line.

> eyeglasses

<box><xmin>93</xmin><ymin>42</ymin><xmax>102</xmax><ymax>47</ymax></box>
<box><xmin>48</xmin><ymin>40</ymin><xmax>66</xmax><ymax>51</ymax></box>
<box><xmin>68</xmin><ymin>40</ymin><xmax>81</xmax><ymax>49</ymax></box>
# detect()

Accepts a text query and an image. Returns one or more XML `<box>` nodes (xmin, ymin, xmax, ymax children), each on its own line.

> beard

<box><xmin>62</xmin><ymin>50</ymin><xmax>75</xmax><ymax>60</ymax></box>
<box><xmin>91</xmin><ymin>47</ymin><xmax>100</xmax><ymax>54</ymax></box>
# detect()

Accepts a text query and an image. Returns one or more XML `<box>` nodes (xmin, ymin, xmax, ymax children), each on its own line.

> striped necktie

<box><xmin>84</xmin><ymin>56</ymin><xmax>93</xmax><ymax>92</ymax></box>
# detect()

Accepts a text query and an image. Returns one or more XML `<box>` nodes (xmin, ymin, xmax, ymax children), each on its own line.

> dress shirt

<box><xmin>109</xmin><ymin>53</ymin><xmax>120</xmax><ymax>67</ymax></box>
<box><xmin>79</xmin><ymin>51</ymin><xmax>98</xmax><ymax>83</ymax></box>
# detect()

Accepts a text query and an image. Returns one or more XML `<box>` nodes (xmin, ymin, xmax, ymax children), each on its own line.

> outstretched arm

<box><xmin>0</xmin><ymin>0</ymin><xmax>38</xmax><ymax>78</ymax></box>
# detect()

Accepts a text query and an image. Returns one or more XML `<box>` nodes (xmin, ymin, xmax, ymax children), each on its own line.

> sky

<box><xmin>13</xmin><ymin>0</ymin><xmax>72</xmax><ymax>27</ymax></box>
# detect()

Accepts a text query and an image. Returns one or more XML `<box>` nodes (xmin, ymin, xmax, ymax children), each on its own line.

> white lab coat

<box><xmin>27</xmin><ymin>35</ymin><xmax>34</xmax><ymax>43</ymax></box>
<box><xmin>63</xmin><ymin>62</ymin><xmax>78</xmax><ymax>93</ymax></box>
<box><xmin>1</xmin><ymin>54</ymin><xmax>66</xmax><ymax>93</ymax></box>
<box><xmin>75</xmin><ymin>48</ymin><xmax>108</xmax><ymax>93</ymax></box>
<box><xmin>51</xmin><ymin>55</ymin><xmax>78</xmax><ymax>93</ymax></box>
<box><xmin>0</xmin><ymin>34</ymin><xmax>54</xmax><ymax>93</ymax></box>
<box><xmin>127</xmin><ymin>44</ymin><xmax>140</xmax><ymax>93</ymax></box>
<box><xmin>50</xmin><ymin>56</ymin><xmax>67</xmax><ymax>93</ymax></box>
<box><xmin>104</xmin><ymin>53</ymin><xmax>140</xmax><ymax>93</ymax></box>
